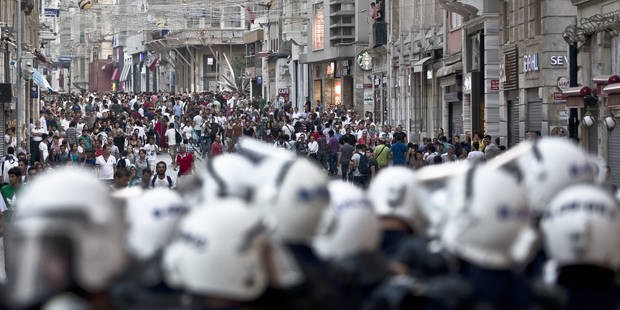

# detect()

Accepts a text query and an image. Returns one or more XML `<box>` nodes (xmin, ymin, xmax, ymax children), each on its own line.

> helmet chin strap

<box><xmin>531</xmin><ymin>138</ymin><xmax>547</xmax><ymax>182</ymax></box>
<box><xmin>207</xmin><ymin>159</ymin><xmax>227</xmax><ymax>197</ymax></box>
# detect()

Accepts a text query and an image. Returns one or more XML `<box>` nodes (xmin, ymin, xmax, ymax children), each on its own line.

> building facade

<box><xmin>1</xmin><ymin>0</ymin><xmax>41</xmax><ymax>154</ymax></box>
<box><xmin>497</xmin><ymin>0</ymin><xmax>577</xmax><ymax>148</ymax></box>
<box><xmin>562</xmin><ymin>0</ymin><xmax>620</xmax><ymax>185</ymax></box>
<box><xmin>301</xmin><ymin>0</ymin><xmax>370</xmax><ymax>114</ymax></box>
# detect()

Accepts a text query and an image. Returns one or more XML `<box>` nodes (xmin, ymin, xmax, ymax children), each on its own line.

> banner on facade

<box><xmin>145</xmin><ymin>52</ymin><xmax>158</xmax><ymax>71</ymax></box>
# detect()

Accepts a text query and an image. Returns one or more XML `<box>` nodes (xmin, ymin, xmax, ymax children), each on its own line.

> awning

<box><xmin>111</xmin><ymin>68</ymin><xmax>120</xmax><ymax>81</ymax></box>
<box><xmin>120</xmin><ymin>62</ymin><xmax>131</xmax><ymax>81</ymax></box>
<box><xmin>413</xmin><ymin>56</ymin><xmax>432</xmax><ymax>73</ymax></box>
<box><xmin>437</xmin><ymin>62</ymin><xmax>463</xmax><ymax>77</ymax></box>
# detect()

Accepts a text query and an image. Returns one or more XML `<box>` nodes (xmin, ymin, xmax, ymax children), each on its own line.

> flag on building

<box><xmin>31</xmin><ymin>68</ymin><xmax>53</xmax><ymax>93</ymax></box>
<box><xmin>145</xmin><ymin>52</ymin><xmax>158</xmax><ymax>71</ymax></box>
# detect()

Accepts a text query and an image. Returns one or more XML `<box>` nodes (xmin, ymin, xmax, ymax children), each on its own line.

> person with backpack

<box><xmin>151</xmin><ymin>161</ymin><xmax>175</xmax><ymax>189</ymax></box>
<box><xmin>116</xmin><ymin>150</ymin><xmax>131</xmax><ymax>170</ymax></box>
<box><xmin>350</xmin><ymin>144</ymin><xmax>370</xmax><ymax>188</ymax></box>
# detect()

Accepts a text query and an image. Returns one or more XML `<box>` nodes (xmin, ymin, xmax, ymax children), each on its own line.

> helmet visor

<box><xmin>4</xmin><ymin>223</ymin><xmax>74</xmax><ymax>308</ymax></box>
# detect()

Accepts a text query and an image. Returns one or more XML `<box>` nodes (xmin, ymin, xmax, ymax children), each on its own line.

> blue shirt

<box><xmin>173</xmin><ymin>104</ymin><xmax>183</xmax><ymax>118</ymax></box>
<box><xmin>390</xmin><ymin>142</ymin><xmax>408</xmax><ymax>165</ymax></box>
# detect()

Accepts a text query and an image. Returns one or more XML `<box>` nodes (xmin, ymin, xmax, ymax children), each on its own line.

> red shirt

<box><xmin>210</xmin><ymin>142</ymin><xmax>223</xmax><ymax>157</ymax></box>
<box><xmin>176</xmin><ymin>152</ymin><xmax>193</xmax><ymax>175</ymax></box>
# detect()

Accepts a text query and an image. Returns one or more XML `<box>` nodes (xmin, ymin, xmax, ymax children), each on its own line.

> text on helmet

<box><xmin>542</xmin><ymin>201</ymin><xmax>617</xmax><ymax>220</ymax></box>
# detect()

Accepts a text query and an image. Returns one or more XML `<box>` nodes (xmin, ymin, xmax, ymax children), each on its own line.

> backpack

<box><xmin>175</xmin><ymin>129</ymin><xmax>182</xmax><ymax>145</ymax></box>
<box><xmin>151</xmin><ymin>175</ymin><xmax>173</xmax><ymax>188</ymax></box>
<box><xmin>117</xmin><ymin>157</ymin><xmax>127</xmax><ymax>169</ymax></box>
<box><xmin>357</xmin><ymin>152</ymin><xmax>370</xmax><ymax>175</ymax></box>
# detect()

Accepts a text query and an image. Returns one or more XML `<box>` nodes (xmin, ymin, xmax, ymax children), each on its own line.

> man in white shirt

<box><xmin>467</xmin><ymin>141</ymin><xmax>485</xmax><ymax>162</ymax></box>
<box><xmin>142</xmin><ymin>136</ymin><xmax>159</xmax><ymax>170</ymax></box>
<box><xmin>307</xmin><ymin>135</ymin><xmax>319</xmax><ymax>161</ymax></box>
<box><xmin>95</xmin><ymin>145</ymin><xmax>117</xmax><ymax>182</ymax></box>
<box><xmin>39</xmin><ymin>114</ymin><xmax>48</xmax><ymax>134</ymax></box>
<box><xmin>281</xmin><ymin>122</ymin><xmax>295</xmax><ymax>138</ymax></box>
<box><xmin>165</xmin><ymin>123</ymin><xmax>178</xmax><ymax>161</ymax></box>
<box><xmin>151</xmin><ymin>161</ymin><xmax>175</xmax><ymax>189</ymax></box>
<box><xmin>39</xmin><ymin>134</ymin><xmax>50</xmax><ymax>164</ymax></box>
<box><xmin>1</xmin><ymin>147</ymin><xmax>18</xmax><ymax>184</ymax></box>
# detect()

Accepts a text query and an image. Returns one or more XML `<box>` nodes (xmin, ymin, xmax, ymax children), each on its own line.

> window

<box><xmin>343</xmin><ymin>16</ymin><xmax>353</xmax><ymax>24</ymax></box>
<box><xmin>450</xmin><ymin>12</ymin><xmax>462</xmax><ymax>30</ymax></box>
<box><xmin>203</xmin><ymin>55</ymin><xmax>217</xmax><ymax>72</ymax></box>
<box><xmin>342</xmin><ymin>3</ymin><xmax>354</xmax><ymax>11</ymax></box>
<box><xmin>313</xmin><ymin>3</ymin><xmax>324</xmax><ymax>50</ymax></box>
<box><xmin>187</xmin><ymin>16</ymin><xmax>199</xmax><ymax>28</ymax></box>
<box><xmin>527</xmin><ymin>0</ymin><xmax>541</xmax><ymax>37</ymax></box>
<box><xmin>209</xmin><ymin>8</ymin><xmax>221</xmax><ymax>28</ymax></box>
<box><xmin>223</xmin><ymin>6</ymin><xmax>242</xmax><ymax>29</ymax></box>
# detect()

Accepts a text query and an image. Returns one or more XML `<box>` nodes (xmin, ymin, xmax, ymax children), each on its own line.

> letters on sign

<box><xmin>523</xmin><ymin>53</ymin><xmax>540</xmax><ymax>73</ymax></box>
<box><xmin>550</xmin><ymin>55</ymin><xmax>569</xmax><ymax>66</ymax></box>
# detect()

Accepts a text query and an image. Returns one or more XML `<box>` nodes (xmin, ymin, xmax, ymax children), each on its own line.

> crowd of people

<box><xmin>0</xmin><ymin>90</ymin><xmax>509</xmax><ymax>201</ymax></box>
<box><xmin>0</xmin><ymin>91</ymin><xmax>618</xmax><ymax>309</ymax></box>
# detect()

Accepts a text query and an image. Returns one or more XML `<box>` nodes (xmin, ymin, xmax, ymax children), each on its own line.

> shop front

<box><xmin>311</xmin><ymin>61</ymin><xmax>353</xmax><ymax>111</ymax></box>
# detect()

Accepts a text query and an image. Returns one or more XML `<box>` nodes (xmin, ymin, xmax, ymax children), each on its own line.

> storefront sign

<box><xmin>553</xmin><ymin>91</ymin><xmax>568</xmax><ymax>102</ymax></box>
<box><xmin>364</xmin><ymin>89</ymin><xmax>374</xmax><ymax>105</ymax></box>
<box><xmin>557</xmin><ymin>77</ymin><xmax>569</xmax><ymax>90</ymax></box>
<box><xmin>278</xmin><ymin>88</ymin><xmax>289</xmax><ymax>102</ymax></box>
<box><xmin>523</xmin><ymin>53</ymin><xmax>540</xmax><ymax>73</ymax></box>
<box><xmin>550</xmin><ymin>55</ymin><xmax>568</xmax><ymax>66</ymax></box>
<box><xmin>490</xmin><ymin>79</ymin><xmax>500</xmax><ymax>91</ymax></box>
<box><xmin>44</xmin><ymin>8</ymin><xmax>60</xmax><ymax>17</ymax></box>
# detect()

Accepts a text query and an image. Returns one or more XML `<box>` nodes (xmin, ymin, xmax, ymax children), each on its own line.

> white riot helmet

<box><xmin>250</xmin><ymin>157</ymin><xmax>330</xmax><ymax>244</ymax></box>
<box><xmin>415</xmin><ymin>161</ymin><xmax>471</xmax><ymax>236</ymax></box>
<box><xmin>541</xmin><ymin>184</ymin><xmax>620</xmax><ymax>269</ymax></box>
<box><xmin>162</xmin><ymin>199</ymin><xmax>268</xmax><ymax>301</ymax></box>
<box><xmin>125</xmin><ymin>188</ymin><xmax>189</xmax><ymax>261</ymax></box>
<box><xmin>313</xmin><ymin>181</ymin><xmax>381</xmax><ymax>261</ymax></box>
<box><xmin>202</xmin><ymin>153</ymin><xmax>256</xmax><ymax>203</ymax></box>
<box><xmin>441</xmin><ymin>164</ymin><xmax>530</xmax><ymax>269</ymax></box>
<box><xmin>368</xmin><ymin>167</ymin><xmax>427</xmax><ymax>234</ymax></box>
<box><xmin>487</xmin><ymin>137</ymin><xmax>602</xmax><ymax>215</ymax></box>
<box><xmin>237</xmin><ymin>137</ymin><xmax>296</xmax><ymax>163</ymax></box>
<box><xmin>177</xmin><ymin>154</ymin><xmax>255</xmax><ymax>207</ymax></box>
<box><xmin>5</xmin><ymin>168</ymin><xmax>128</xmax><ymax>307</ymax></box>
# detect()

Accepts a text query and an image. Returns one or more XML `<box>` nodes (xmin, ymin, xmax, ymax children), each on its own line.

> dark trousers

<box><xmin>328</xmin><ymin>153</ymin><xmax>338</xmax><ymax>175</ymax></box>
<box><xmin>340</xmin><ymin>161</ymin><xmax>350</xmax><ymax>181</ymax></box>
<box><xmin>353</xmin><ymin>175</ymin><xmax>369</xmax><ymax>189</ymax></box>
<box><xmin>30</xmin><ymin>140</ymin><xmax>41</xmax><ymax>164</ymax></box>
